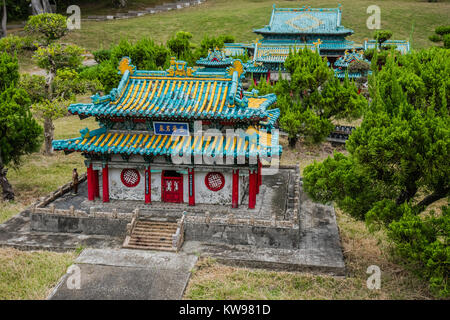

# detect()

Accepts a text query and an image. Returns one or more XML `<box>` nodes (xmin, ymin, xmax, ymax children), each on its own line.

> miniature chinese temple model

<box><xmin>53</xmin><ymin>57</ymin><xmax>281</xmax><ymax>209</ymax></box>
<box><xmin>334</xmin><ymin>48</ymin><xmax>372</xmax><ymax>79</ymax></box>
<box><xmin>195</xmin><ymin>48</ymin><xmax>234</xmax><ymax>74</ymax></box>
<box><xmin>363</xmin><ymin>39</ymin><xmax>410</xmax><ymax>54</ymax></box>
<box><xmin>224</xmin><ymin>4</ymin><xmax>355</xmax><ymax>80</ymax></box>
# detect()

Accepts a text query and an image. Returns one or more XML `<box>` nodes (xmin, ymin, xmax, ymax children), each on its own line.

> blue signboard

<box><xmin>153</xmin><ymin>122</ymin><xmax>189</xmax><ymax>136</ymax></box>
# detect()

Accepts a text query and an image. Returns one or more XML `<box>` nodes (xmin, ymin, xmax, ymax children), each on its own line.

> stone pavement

<box><xmin>48</xmin><ymin>248</ymin><xmax>198</xmax><ymax>300</ymax></box>
<box><xmin>182</xmin><ymin>184</ymin><xmax>346</xmax><ymax>276</ymax></box>
<box><xmin>0</xmin><ymin>210</ymin><xmax>122</xmax><ymax>251</ymax></box>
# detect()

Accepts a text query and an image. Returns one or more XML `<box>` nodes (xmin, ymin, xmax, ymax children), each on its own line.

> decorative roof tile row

<box><xmin>53</xmin><ymin>129</ymin><xmax>282</xmax><ymax>159</ymax></box>
<box><xmin>254</xmin><ymin>5</ymin><xmax>354</xmax><ymax>35</ymax></box>
<box><xmin>70</xmin><ymin>57</ymin><xmax>278</xmax><ymax>122</ymax></box>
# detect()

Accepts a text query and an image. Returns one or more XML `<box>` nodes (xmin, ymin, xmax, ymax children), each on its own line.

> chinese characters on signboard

<box><xmin>153</xmin><ymin>122</ymin><xmax>189</xmax><ymax>136</ymax></box>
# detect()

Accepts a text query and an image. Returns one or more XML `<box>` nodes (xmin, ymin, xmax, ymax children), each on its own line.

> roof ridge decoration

<box><xmin>70</xmin><ymin>57</ymin><xmax>279</xmax><ymax>121</ymax></box>
<box><xmin>167</xmin><ymin>57</ymin><xmax>195</xmax><ymax>77</ymax></box>
<box><xmin>254</xmin><ymin>4</ymin><xmax>353</xmax><ymax>35</ymax></box>
<box><xmin>118</xmin><ymin>57</ymin><xmax>136</xmax><ymax>75</ymax></box>
<box><xmin>196</xmin><ymin>47</ymin><xmax>234</xmax><ymax>67</ymax></box>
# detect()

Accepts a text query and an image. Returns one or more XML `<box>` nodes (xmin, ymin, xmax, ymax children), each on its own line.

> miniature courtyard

<box><xmin>1</xmin><ymin>0</ymin><xmax>446</xmax><ymax>302</ymax></box>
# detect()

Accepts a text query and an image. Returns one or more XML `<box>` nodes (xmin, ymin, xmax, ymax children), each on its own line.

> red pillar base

<box><xmin>248</xmin><ymin>169</ymin><xmax>257</xmax><ymax>209</ymax></box>
<box><xmin>188</xmin><ymin>168</ymin><xmax>195</xmax><ymax>206</ymax></box>
<box><xmin>145</xmin><ymin>166</ymin><xmax>151</xmax><ymax>204</ymax></box>
<box><xmin>93</xmin><ymin>169</ymin><xmax>99</xmax><ymax>198</ymax></box>
<box><xmin>102</xmin><ymin>165</ymin><xmax>109</xmax><ymax>203</ymax></box>
<box><xmin>87</xmin><ymin>164</ymin><xmax>94</xmax><ymax>201</ymax></box>
<box><xmin>232</xmin><ymin>169</ymin><xmax>239</xmax><ymax>208</ymax></box>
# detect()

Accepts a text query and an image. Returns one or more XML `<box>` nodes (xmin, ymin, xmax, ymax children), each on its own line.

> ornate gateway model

<box><xmin>53</xmin><ymin>57</ymin><xmax>281</xmax><ymax>209</ymax></box>
<box><xmin>225</xmin><ymin>4</ymin><xmax>355</xmax><ymax>80</ymax></box>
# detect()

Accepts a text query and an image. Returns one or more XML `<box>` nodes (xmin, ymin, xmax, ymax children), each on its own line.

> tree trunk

<box><xmin>416</xmin><ymin>187</ymin><xmax>450</xmax><ymax>210</ymax></box>
<box><xmin>288</xmin><ymin>136</ymin><xmax>297</xmax><ymax>148</ymax></box>
<box><xmin>41</xmin><ymin>0</ymin><xmax>53</xmax><ymax>13</ymax></box>
<box><xmin>0</xmin><ymin>153</ymin><xmax>14</xmax><ymax>201</ymax></box>
<box><xmin>44</xmin><ymin>117</ymin><xmax>54</xmax><ymax>155</ymax></box>
<box><xmin>31</xmin><ymin>0</ymin><xmax>44</xmax><ymax>14</ymax></box>
<box><xmin>1</xmin><ymin>0</ymin><xmax>6</xmax><ymax>39</ymax></box>
<box><xmin>31</xmin><ymin>0</ymin><xmax>53</xmax><ymax>15</ymax></box>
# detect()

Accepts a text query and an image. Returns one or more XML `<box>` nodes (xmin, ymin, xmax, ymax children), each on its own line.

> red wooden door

<box><xmin>162</xmin><ymin>172</ymin><xmax>183</xmax><ymax>203</ymax></box>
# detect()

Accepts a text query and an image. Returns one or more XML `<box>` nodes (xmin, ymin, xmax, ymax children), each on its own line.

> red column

<box><xmin>248</xmin><ymin>169</ymin><xmax>257</xmax><ymax>209</ymax></box>
<box><xmin>188</xmin><ymin>168</ymin><xmax>195</xmax><ymax>206</ymax></box>
<box><xmin>232</xmin><ymin>169</ymin><xmax>239</xmax><ymax>208</ymax></box>
<box><xmin>145</xmin><ymin>166</ymin><xmax>151</xmax><ymax>204</ymax></box>
<box><xmin>102</xmin><ymin>165</ymin><xmax>109</xmax><ymax>203</ymax></box>
<box><xmin>93</xmin><ymin>169</ymin><xmax>99</xmax><ymax>198</ymax></box>
<box><xmin>256</xmin><ymin>160</ymin><xmax>261</xmax><ymax>194</ymax></box>
<box><xmin>87</xmin><ymin>164</ymin><xmax>94</xmax><ymax>201</ymax></box>
<box><xmin>258</xmin><ymin>160</ymin><xmax>262</xmax><ymax>190</ymax></box>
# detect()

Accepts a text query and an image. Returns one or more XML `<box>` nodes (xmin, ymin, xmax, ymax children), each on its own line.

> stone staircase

<box><xmin>123</xmin><ymin>216</ymin><xmax>185</xmax><ymax>252</ymax></box>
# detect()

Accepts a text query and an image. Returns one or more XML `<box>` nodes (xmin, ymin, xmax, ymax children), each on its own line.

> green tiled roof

<box><xmin>363</xmin><ymin>39</ymin><xmax>410</xmax><ymax>54</ymax></box>
<box><xmin>254</xmin><ymin>5</ymin><xmax>354</xmax><ymax>35</ymax></box>
<box><xmin>69</xmin><ymin>57</ymin><xmax>277</xmax><ymax>122</ymax></box>
<box><xmin>196</xmin><ymin>48</ymin><xmax>233</xmax><ymax>67</ymax></box>
<box><xmin>52</xmin><ymin>126</ymin><xmax>282</xmax><ymax>160</ymax></box>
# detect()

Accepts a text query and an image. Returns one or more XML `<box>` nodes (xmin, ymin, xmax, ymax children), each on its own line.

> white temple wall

<box><xmin>107</xmin><ymin>166</ymin><xmax>248</xmax><ymax>205</ymax></box>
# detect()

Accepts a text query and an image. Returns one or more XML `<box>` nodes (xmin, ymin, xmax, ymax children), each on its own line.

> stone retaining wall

<box><xmin>83</xmin><ymin>0</ymin><xmax>205</xmax><ymax>21</ymax></box>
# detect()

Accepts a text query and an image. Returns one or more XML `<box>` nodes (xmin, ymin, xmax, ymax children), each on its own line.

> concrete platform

<box><xmin>48</xmin><ymin>248</ymin><xmax>198</xmax><ymax>300</ymax></box>
<box><xmin>0</xmin><ymin>210</ymin><xmax>122</xmax><ymax>252</ymax></box>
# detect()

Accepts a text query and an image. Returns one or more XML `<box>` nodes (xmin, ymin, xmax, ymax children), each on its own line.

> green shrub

<box><xmin>443</xmin><ymin>34</ymin><xmax>450</xmax><ymax>49</ymax></box>
<box><xmin>388</xmin><ymin>205</ymin><xmax>449</xmax><ymax>298</ymax></box>
<box><xmin>435</xmin><ymin>25</ymin><xmax>450</xmax><ymax>36</ymax></box>
<box><xmin>429</xmin><ymin>34</ymin><xmax>442</xmax><ymax>42</ymax></box>
<box><xmin>0</xmin><ymin>36</ymin><xmax>36</xmax><ymax>54</ymax></box>
<box><xmin>80</xmin><ymin>61</ymin><xmax>121</xmax><ymax>93</ymax></box>
<box><xmin>92</xmin><ymin>49</ymin><xmax>111</xmax><ymax>63</ymax></box>
<box><xmin>0</xmin><ymin>52</ymin><xmax>20</xmax><ymax>91</ymax></box>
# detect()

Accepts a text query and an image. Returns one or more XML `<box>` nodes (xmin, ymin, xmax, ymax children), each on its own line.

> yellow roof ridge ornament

<box><xmin>228</xmin><ymin>60</ymin><xmax>244</xmax><ymax>78</ymax></box>
<box><xmin>313</xmin><ymin>38</ymin><xmax>322</xmax><ymax>48</ymax></box>
<box><xmin>118</xmin><ymin>57</ymin><xmax>136</xmax><ymax>75</ymax></box>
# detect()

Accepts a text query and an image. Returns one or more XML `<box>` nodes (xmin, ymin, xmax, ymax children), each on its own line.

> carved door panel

<box><xmin>162</xmin><ymin>175</ymin><xmax>183</xmax><ymax>203</ymax></box>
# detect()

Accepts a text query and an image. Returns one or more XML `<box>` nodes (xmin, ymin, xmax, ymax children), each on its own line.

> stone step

<box><xmin>124</xmin><ymin>216</ymin><xmax>181</xmax><ymax>251</ymax></box>
<box><xmin>124</xmin><ymin>244</ymin><xmax>176</xmax><ymax>252</ymax></box>
<box><xmin>133</xmin><ymin>226</ymin><xmax>177</xmax><ymax>232</ymax></box>
<box><xmin>131</xmin><ymin>231</ymin><xmax>173</xmax><ymax>238</ymax></box>
<box><xmin>129</xmin><ymin>238</ymin><xmax>172</xmax><ymax>244</ymax></box>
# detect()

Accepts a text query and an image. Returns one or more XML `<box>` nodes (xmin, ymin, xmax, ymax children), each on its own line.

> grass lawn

<box><xmin>184</xmin><ymin>209</ymin><xmax>434</xmax><ymax>300</ymax></box>
<box><xmin>60</xmin><ymin>0</ymin><xmax>450</xmax><ymax>52</ymax></box>
<box><xmin>0</xmin><ymin>248</ymin><xmax>76</xmax><ymax>300</ymax></box>
<box><xmin>0</xmin><ymin>115</ymin><xmax>97</xmax><ymax>224</ymax></box>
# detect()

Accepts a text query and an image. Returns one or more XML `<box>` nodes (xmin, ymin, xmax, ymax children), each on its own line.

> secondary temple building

<box><xmin>225</xmin><ymin>4</ymin><xmax>355</xmax><ymax>81</ymax></box>
<box><xmin>53</xmin><ymin>57</ymin><xmax>281</xmax><ymax>209</ymax></box>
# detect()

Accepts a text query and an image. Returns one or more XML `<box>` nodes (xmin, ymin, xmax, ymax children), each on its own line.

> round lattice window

<box><xmin>205</xmin><ymin>172</ymin><xmax>225</xmax><ymax>192</ymax></box>
<box><xmin>121</xmin><ymin>169</ymin><xmax>140</xmax><ymax>187</ymax></box>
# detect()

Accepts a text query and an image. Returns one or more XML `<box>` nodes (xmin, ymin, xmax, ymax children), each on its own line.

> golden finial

<box><xmin>228</xmin><ymin>60</ymin><xmax>244</xmax><ymax>78</ymax></box>
<box><xmin>118</xmin><ymin>57</ymin><xmax>136</xmax><ymax>75</ymax></box>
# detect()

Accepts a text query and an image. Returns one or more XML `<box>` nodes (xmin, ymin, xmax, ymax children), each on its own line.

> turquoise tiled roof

<box><xmin>196</xmin><ymin>48</ymin><xmax>233</xmax><ymax>67</ymax></box>
<box><xmin>223</xmin><ymin>44</ymin><xmax>247</xmax><ymax>57</ymax></box>
<box><xmin>52</xmin><ymin>126</ymin><xmax>282</xmax><ymax>159</ymax></box>
<box><xmin>69</xmin><ymin>57</ymin><xmax>277</xmax><ymax>122</ymax></box>
<box><xmin>254</xmin><ymin>5</ymin><xmax>354</xmax><ymax>35</ymax></box>
<box><xmin>334</xmin><ymin>49</ymin><xmax>370</xmax><ymax>67</ymax></box>
<box><xmin>254</xmin><ymin>43</ymin><xmax>318</xmax><ymax>64</ymax></box>
<box><xmin>363</xmin><ymin>40</ymin><xmax>410</xmax><ymax>54</ymax></box>
<box><xmin>334</xmin><ymin>49</ymin><xmax>372</xmax><ymax>79</ymax></box>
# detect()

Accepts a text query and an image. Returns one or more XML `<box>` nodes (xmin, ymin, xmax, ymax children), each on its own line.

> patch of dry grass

<box><xmin>0</xmin><ymin>247</ymin><xmax>76</xmax><ymax>300</ymax></box>
<box><xmin>0</xmin><ymin>115</ymin><xmax>96</xmax><ymax>224</ymax></box>
<box><xmin>184</xmin><ymin>209</ymin><xmax>434</xmax><ymax>300</ymax></box>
